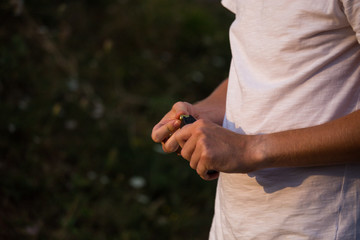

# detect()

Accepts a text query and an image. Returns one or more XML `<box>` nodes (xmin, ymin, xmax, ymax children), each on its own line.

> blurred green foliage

<box><xmin>0</xmin><ymin>0</ymin><xmax>233</xmax><ymax>239</ymax></box>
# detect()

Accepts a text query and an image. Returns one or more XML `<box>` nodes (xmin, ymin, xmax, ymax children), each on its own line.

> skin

<box><xmin>151</xmin><ymin>79</ymin><xmax>360</xmax><ymax>180</ymax></box>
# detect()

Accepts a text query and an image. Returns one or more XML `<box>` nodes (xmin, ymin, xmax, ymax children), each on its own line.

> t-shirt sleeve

<box><xmin>221</xmin><ymin>0</ymin><xmax>236</xmax><ymax>14</ymax></box>
<box><xmin>341</xmin><ymin>0</ymin><xmax>360</xmax><ymax>43</ymax></box>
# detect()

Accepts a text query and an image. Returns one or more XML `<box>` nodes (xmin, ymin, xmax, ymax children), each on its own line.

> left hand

<box><xmin>164</xmin><ymin>119</ymin><xmax>264</xmax><ymax>180</ymax></box>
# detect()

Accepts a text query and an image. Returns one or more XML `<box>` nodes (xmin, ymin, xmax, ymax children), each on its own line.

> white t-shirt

<box><xmin>210</xmin><ymin>0</ymin><xmax>360</xmax><ymax>239</ymax></box>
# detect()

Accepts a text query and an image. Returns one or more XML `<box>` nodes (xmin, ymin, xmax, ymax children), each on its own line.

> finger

<box><xmin>197</xmin><ymin>163</ymin><xmax>209</xmax><ymax>180</ymax></box>
<box><xmin>152</xmin><ymin>119</ymin><xmax>181</xmax><ymax>143</ymax></box>
<box><xmin>175</xmin><ymin>124</ymin><xmax>194</xmax><ymax>147</ymax></box>
<box><xmin>163</xmin><ymin>123</ymin><xmax>192</xmax><ymax>152</ymax></box>
<box><xmin>163</xmin><ymin>134</ymin><xmax>180</xmax><ymax>153</ymax></box>
<box><xmin>172</xmin><ymin>101</ymin><xmax>190</xmax><ymax>119</ymax></box>
<box><xmin>181</xmin><ymin>137</ymin><xmax>197</xmax><ymax>161</ymax></box>
<box><xmin>195</xmin><ymin>148</ymin><xmax>217</xmax><ymax>180</ymax></box>
<box><xmin>151</xmin><ymin>101</ymin><xmax>192</xmax><ymax>143</ymax></box>
<box><xmin>207</xmin><ymin>171</ymin><xmax>219</xmax><ymax>181</ymax></box>
<box><xmin>187</xmin><ymin>140</ymin><xmax>201</xmax><ymax>169</ymax></box>
<box><xmin>197</xmin><ymin>164</ymin><xmax>219</xmax><ymax>181</ymax></box>
<box><xmin>188</xmin><ymin>138</ymin><xmax>219</xmax><ymax>181</ymax></box>
<box><xmin>161</xmin><ymin>141</ymin><xmax>175</xmax><ymax>153</ymax></box>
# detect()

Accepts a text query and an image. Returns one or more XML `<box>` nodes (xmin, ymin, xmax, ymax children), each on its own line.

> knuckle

<box><xmin>167</xmin><ymin>140</ymin><xmax>179</xmax><ymax>153</ymax></box>
<box><xmin>189</xmin><ymin>161</ymin><xmax>196</xmax><ymax>170</ymax></box>
<box><xmin>196</xmin><ymin>119</ymin><xmax>207</xmax><ymax>127</ymax></box>
<box><xmin>194</xmin><ymin>127</ymin><xmax>206</xmax><ymax>138</ymax></box>
<box><xmin>173</xmin><ymin>101</ymin><xmax>184</xmax><ymax>110</ymax></box>
<box><xmin>201</xmin><ymin>148</ymin><xmax>214</xmax><ymax>161</ymax></box>
<box><xmin>180</xmin><ymin>149</ymin><xmax>189</xmax><ymax>161</ymax></box>
<box><xmin>198</xmin><ymin>135</ymin><xmax>207</xmax><ymax>144</ymax></box>
<box><xmin>194</xmin><ymin>121</ymin><xmax>209</xmax><ymax>136</ymax></box>
<box><xmin>151</xmin><ymin>124</ymin><xmax>165</xmax><ymax>143</ymax></box>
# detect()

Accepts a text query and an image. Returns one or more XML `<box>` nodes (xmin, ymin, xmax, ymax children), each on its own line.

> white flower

<box><xmin>129</xmin><ymin>176</ymin><xmax>146</xmax><ymax>189</ymax></box>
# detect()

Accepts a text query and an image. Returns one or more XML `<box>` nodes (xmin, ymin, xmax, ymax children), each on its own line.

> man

<box><xmin>152</xmin><ymin>0</ymin><xmax>360</xmax><ymax>239</ymax></box>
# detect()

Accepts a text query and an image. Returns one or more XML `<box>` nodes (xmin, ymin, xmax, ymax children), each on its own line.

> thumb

<box><xmin>172</xmin><ymin>101</ymin><xmax>192</xmax><ymax>119</ymax></box>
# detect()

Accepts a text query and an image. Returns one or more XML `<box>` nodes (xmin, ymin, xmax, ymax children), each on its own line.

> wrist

<box><xmin>246</xmin><ymin>134</ymin><xmax>272</xmax><ymax>171</ymax></box>
<box><xmin>193</xmin><ymin>100</ymin><xmax>225</xmax><ymax>125</ymax></box>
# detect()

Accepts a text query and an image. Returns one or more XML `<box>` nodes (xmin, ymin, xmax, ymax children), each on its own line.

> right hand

<box><xmin>151</xmin><ymin>101</ymin><xmax>199</xmax><ymax>152</ymax></box>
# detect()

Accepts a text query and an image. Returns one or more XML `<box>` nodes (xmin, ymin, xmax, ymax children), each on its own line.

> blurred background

<box><xmin>0</xmin><ymin>0</ymin><xmax>233</xmax><ymax>239</ymax></box>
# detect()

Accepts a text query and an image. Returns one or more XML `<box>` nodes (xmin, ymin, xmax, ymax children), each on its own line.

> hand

<box><xmin>151</xmin><ymin>102</ymin><xmax>200</xmax><ymax>152</ymax></box>
<box><xmin>163</xmin><ymin>119</ymin><xmax>264</xmax><ymax>180</ymax></box>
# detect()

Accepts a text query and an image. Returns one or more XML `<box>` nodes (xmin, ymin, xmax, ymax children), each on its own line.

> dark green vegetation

<box><xmin>0</xmin><ymin>0</ymin><xmax>233</xmax><ymax>239</ymax></box>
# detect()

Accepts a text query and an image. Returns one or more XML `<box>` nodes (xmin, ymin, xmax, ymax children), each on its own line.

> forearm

<box><xmin>259</xmin><ymin>110</ymin><xmax>360</xmax><ymax>169</ymax></box>
<box><xmin>194</xmin><ymin>79</ymin><xmax>228</xmax><ymax>125</ymax></box>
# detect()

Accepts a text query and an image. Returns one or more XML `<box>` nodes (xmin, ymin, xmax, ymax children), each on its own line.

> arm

<box><xmin>157</xmin><ymin>77</ymin><xmax>360</xmax><ymax>180</ymax></box>
<box><xmin>260</xmin><ymin>109</ymin><xmax>360</xmax><ymax>169</ymax></box>
<box><xmin>193</xmin><ymin>78</ymin><xmax>228</xmax><ymax>125</ymax></box>
<box><xmin>165</xmin><ymin>109</ymin><xmax>360</xmax><ymax>180</ymax></box>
